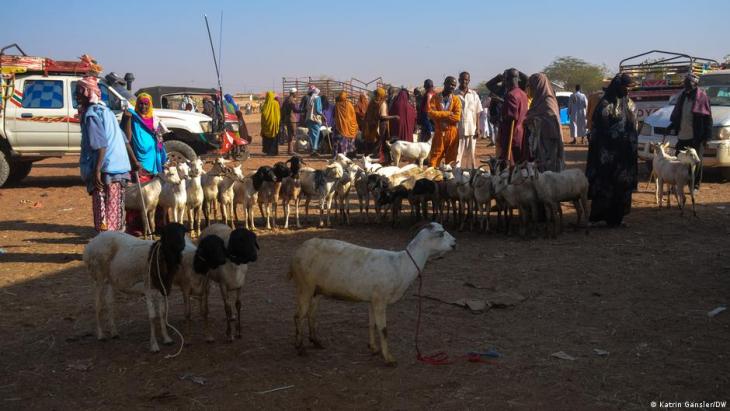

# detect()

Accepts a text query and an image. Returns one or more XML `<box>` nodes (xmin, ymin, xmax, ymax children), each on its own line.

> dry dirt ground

<box><xmin>1</xmin><ymin>119</ymin><xmax>729</xmax><ymax>410</ymax></box>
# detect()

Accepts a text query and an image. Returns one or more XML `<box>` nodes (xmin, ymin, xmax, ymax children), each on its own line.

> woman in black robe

<box><xmin>585</xmin><ymin>73</ymin><xmax>638</xmax><ymax>227</ymax></box>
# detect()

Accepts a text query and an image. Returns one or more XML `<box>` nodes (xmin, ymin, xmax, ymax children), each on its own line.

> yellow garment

<box><xmin>334</xmin><ymin>91</ymin><xmax>359</xmax><ymax>138</ymax></box>
<box><xmin>427</xmin><ymin>93</ymin><xmax>462</xmax><ymax>167</ymax></box>
<box><xmin>260</xmin><ymin>91</ymin><xmax>281</xmax><ymax>138</ymax></box>
<box><xmin>363</xmin><ymin>87</ymin><xmax>387</xmax><ymax>143</ymax></box>
<box><xmin>136</xmin><ymin>92</ymin><xmax>154</xmax><ymax>119</ymax></box>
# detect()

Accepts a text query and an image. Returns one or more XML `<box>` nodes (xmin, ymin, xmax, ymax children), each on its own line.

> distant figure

<box><xmin>180</xmin><ymin>95</ymin><xmax>196</xmax><ymax>111</ymax></box>
<box><xmin>455</xmin><ymin>71</ymin><xmax>482</xmax><ymax>169</ymax></box>
<box><xmin>304</xmin><ymin>86</ymin><xmax>324</xmax><ymax>156</ymax></box>
<box><xmin>389</xmin><ymin>89</ymin><xmax>417</xmax><ymax>142</ymax></box>
<box><xmin>333</xmin><ymin>91</ymin><xmax>359</xmax><ymax>156</ymax></box>
<box><xmin>569</xmin><ymin>84</ymin><xmax>588</xmax><ymax>144</ymax></box>
<box><xmin>281</xmin><ymin>88</ymin><xmax>301</xmax><ymax>155</ymax></box>
<box><xmin>418</xmin><ymin>79</ymin><xmax>435</xmax><ymax>142</ymax></box>
<box><xmin>486</xmin><ymin>69</ymin><xmax>528</xmax><ymax>157</ymax></box>
<box><xmin>525</xmin><ymin>73</ymin><xmax>564</xmax><ymax>172</ymax></box>
<box><xmin>498</xmin><ymin>68</ymin><xmax>529</xmax><ymax>165</ymax></box>
<box><xmin>427</xmin><ymin>76</ymin><xmax>461</xmax><ymax>167</ymax></box>
<box><xmin>585</xmin><ymin>73</ymin><xmax>638</xmax><ymax>227</ymax></box>
<box><xmin>184</xmin><ymin>103</ymin><xmax>193</xmax><ymax>112</ymax></box>
<box><xmin>260</xmin><ymin>91</ymin><xmax>281</xmax><ymax>156</ymax></box>
<box><xmin>479</xmin><ymin>94</ymin><xmax>494</xmax><ymax>145</ymax></box>
<box><xmin>355</xmin><ymin>92</ymin><xmax>369</xmax><ymax>132</ymax></box>
<box><xmin>321</xmin><ymin>95</ymin><xmax>335</xmax><ymax>127</ymax></box>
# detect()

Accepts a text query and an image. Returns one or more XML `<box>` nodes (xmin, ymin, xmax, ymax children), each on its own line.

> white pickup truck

<box><xmin>637</xmin><ymin>70</ymin><xmax>730</xmax><ymax>175</ymax></box>
<box><xmin>0</xmin><ymin>67</ymin><xmax>217</xmax><ymax>187</ymax></box>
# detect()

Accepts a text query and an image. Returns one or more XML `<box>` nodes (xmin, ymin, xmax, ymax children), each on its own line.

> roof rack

<box><xmin>0</xmin><ymin>43</ymin><xmax>102</xmax><ymax>76</ymax></box>
<box><xmin>619</xmin><ymin>50</ymin><xmax>720</xmax><ymax>89</ymax></box>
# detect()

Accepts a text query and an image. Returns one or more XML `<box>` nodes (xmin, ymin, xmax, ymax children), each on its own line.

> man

<box><xmin>427</xmin><ymin>76</ymin><xmax>462</xmax><ymax>167</ymax></box>
<box><xmin>568</xmin><ymin>84</ymin><xmax>588</xmax><ymax>144</ymax></box>
<box><xmin>304</xmin><ymin>85</ymin><xmax>324</xmax><ymax>156</ymax></box>
<box><xmin>77</xmin><ymin>76</ymin><xmax>137</xmax><ymax>232</ymax></box>
<box><xmin>281</xmin><ymin>88</ymin><xmax>301</xmax><ymax>155</ymax></box>
<box><xmin>455</xmin><ymin>71</ymin><xmax>482</xmax><ymax>169</ymax></box>
<box><xmin>668</xmin><ymin>73</ymin><xmax>713</xmax><ymax>192</ymax></box>
<box><xmin>486</xmin><ymin>69</ymin><xmax>528</xmax><ymax>157</ymax></box>
<box><xmin>418</xmin><ymin>79</ymin><xmax>436</xmax><ymax>143</ymax></box>
<box><xmin>498</xmin><ymin>68</ymin><xmax>529</xmax><ymax>165</ymax></box>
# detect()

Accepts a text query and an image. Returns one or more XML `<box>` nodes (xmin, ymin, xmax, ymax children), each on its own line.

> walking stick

<box><xmin>506</xmin><ymin>119</ymin><xmax>515</xmax><ymax>164</ymax></box>
<box><xmin>134</xmin><ymin>171</ymin><xmax>152</xmax><ymax>240</ymax></box>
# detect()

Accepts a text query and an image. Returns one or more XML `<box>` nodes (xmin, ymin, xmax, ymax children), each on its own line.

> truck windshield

<box><xmin>109</xmin><ymin>83</ymin><xmax>137</xmax><ymax>104</ymax></box>
<box><xmin>703</xmin><ymin>86</ymin><xmax>730</xmax><ymax>107</ymax></box>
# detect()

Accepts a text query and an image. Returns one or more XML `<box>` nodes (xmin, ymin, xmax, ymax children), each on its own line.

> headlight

<box><xmin>200</xmin><ymin>121</ymin><xmax>212</xmax><ymax>133</ymax></box>
<box><xmin>227</xmin><ymin>122</ymin><xmax>239</xmax><ymax>132</ymax></box>
<box><xmin>713</xmin><ymin>126</ymin><xmax>730</xmax><ymax>140</ymax></box>
<box><xmin>640</xmin><ymin>123</ymin><xmax>653</xmax><ymax>136</ymax></box>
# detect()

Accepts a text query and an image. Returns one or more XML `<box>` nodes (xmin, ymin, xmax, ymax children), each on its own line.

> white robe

<box><xmin>568</xmin><ymin>91</ymin><xmax>588</xmax><ymax>138</ymax></box>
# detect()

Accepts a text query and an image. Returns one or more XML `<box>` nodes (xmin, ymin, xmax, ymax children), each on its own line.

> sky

<box><xmin>4</xmin><ymin>0</ymin><xmax>728</xmax><ymax>94</ymax></box>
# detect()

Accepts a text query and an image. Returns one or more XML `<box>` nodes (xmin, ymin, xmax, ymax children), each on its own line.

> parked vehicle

<box><xmin>555</xmin><ymin>91</ymin><xmax>571</xmax><ymax>126</ymax></box>
<box><xmin>0</xmin><ymin>45</ymin><xmax>216</xmax><ymax>187</ymax></box>
<box><xmin>638</xmin><ymin>70</ymin><xmax>730</xmax><ymax>175</ymax></box>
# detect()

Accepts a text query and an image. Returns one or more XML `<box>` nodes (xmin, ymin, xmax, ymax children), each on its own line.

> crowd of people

<box><xmin>76</xmin><ymin>67</ymin><xmax>712</xmax><ymax>234</ymax></box>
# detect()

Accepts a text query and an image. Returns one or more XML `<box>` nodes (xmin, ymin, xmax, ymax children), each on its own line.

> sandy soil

<box><xmin>1</xmin><ymin>120</ymin><xmax>729</xmax><ymax>410</ymax></box>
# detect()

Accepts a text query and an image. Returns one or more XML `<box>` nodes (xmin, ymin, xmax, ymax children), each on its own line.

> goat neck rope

<box><xmin>147</xmin><ymin>241</ymin><xmax>185</xmax><ymax>359</ymax></box>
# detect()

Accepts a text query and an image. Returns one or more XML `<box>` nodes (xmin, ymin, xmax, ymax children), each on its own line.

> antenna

<box><xmin>204</xmin><ymin>14</ymin><xmax>223</xmax><ymax>97</ymax></box>
<box><xmin>218</xmin><ymin>11</ymin><xmax>223</xmax><ymax>81</ymax></box>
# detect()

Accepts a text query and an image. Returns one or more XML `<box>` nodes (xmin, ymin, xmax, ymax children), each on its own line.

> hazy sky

<box><xmin>4</xmin><ymin>0</ymin><xmax>728</xmax><ymax>93</ymax></box>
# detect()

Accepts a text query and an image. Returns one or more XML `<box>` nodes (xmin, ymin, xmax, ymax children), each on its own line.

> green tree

<box><xmin>543</xmin><ymin>56</ymin><xmax>610</xmax><ymax>93</ymax></box>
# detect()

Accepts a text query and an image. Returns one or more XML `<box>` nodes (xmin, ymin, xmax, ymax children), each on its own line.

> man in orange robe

<box><xmin>428</xmin><ymin>76</ymin><xmax>462</xmax><ymax>167</ymax></box>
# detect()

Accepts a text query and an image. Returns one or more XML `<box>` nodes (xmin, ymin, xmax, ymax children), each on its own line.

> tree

<box><xmin>543</xmin><ymin>56</ymin><xmax>610</xmax><ymax>93</ymax></box>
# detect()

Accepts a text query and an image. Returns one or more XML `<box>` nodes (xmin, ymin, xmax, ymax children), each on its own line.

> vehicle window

<box><xmin>21</xmin><ymin>80</ymin><xmax>64</xmax><ymax>109</ymax></box>
<box><xmin>71</xmin><ymin>81</ymin><xmax>111</xmax><ymax>109</ymax></box>
<box><xmin>704</xmin><ymin>86</ymin><xmax>730</xmax><ymax>106</ymax></box>
<box><xmin>556</xmin><ymin>96</ymin><xmax>569</xmax><ymax>109</ymax></box>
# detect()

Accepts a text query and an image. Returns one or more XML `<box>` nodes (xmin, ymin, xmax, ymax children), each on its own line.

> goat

<box><xmin>471</xmin><ymin>167</ymin><xmax>494</xmax><ymax>232</ymax></box>
<box><xmin>385</xmin><ymin>139</ymin><xmax>431</xmax><ymax>168</ymax></box>
<box><xmin>409</xmin><ymin>178</ymin><xmax>441</xmax><ymax>221</ymax></box>
<box><xmin>280</xmin><ymin>156</ymin><xmax>304</xmax><ymax>229</ymax></box>
<box><xmin>185</xmin><ymin>158</ymin><xmax>205</xmax><ymax>237</ymax></box>
<box><xmin>199</xmin><ymin>224</ymin><xmax>259</xmax><ymax>341</ymax></box>
<box><xmin>84</xmin><ymin>223</ymin><xmax>188</xmax><ymax>352</ymax></box>
<box><xmin>289</xmin><ymin>222</ymin><xmax>456</xmax><ymax>366</ymax></box>
<box><xmin>218</xmin><ymin>164</ymin><xmax>245</xmax><ymax>228</ymax></box>
<box><xmin>354</xmin><ymin>167</ymin><xmax>371</xmax><ymax>221</ymax></box>
<box><xmin>652</xmin><ymin>142</ymin><xmax>700</xmax><ymax>216</ymax></box>
<box><xmin>334</xmin><ymin>164</ymin><xmax>358</xmax><ymax>225</ymax></box>
<box><xmin>492</xmin><ymin>165</ymin><xmax>540</xmax><ymax>237</ymax></box>
<box><xmin>252</xmin><ymin>166</ymin><xmax>277</xmax><ymax>230</ymax></box>
<box><xmin>527</xmin><ymin>163</ymin><xmax>589</xmax><ymax>238</ymax></box>
<box><xmin>157</xmin><ymin>163</ymin><xmax>187</xmax><ymax>224</ymax></box>
<box><xmin>233</xmin><ymin>174</ymin><xmax>258</xmax><ymax>230</ymax></box>
<box><xmin>125</xmin><ymin>173</ymin><xmax>163</xmax><ymax>235</ymax></box>
<box><xmin>453</xmin><ymin>167</ymin><xmax>474</xmax><ymax>231</ymax></box>
<box><xmin>202</xmin><ymin>158</ymin><xmax>229</xmax><ymax>226</ymax></box>
<box><xmin>300</xmin><ymin>162</ymin><xmax>344</xmax><ymax>227</ymax></box>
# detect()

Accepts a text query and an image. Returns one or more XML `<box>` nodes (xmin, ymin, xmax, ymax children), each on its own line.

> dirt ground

<box><xmin>1</xmin><ymin>119</ymin><xmax>729</xmax><ymax>410</ymax></box>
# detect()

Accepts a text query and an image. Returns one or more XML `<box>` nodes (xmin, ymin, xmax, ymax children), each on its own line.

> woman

<box><xmin>355</xmin><ymin>92</ymin><xmax>369</xmax><ymax>132</ymax></box>
<box><xmin>121</xmin><ymin>92</ymin><xmax>168</xmax><ymax>236</ymax></box>
<box><xmin>363</xmin><ymin>87</ymin><xmax>398</xmax><ymax>161</ymax></box>
<box><xmin>389</xmin><ymin>89</ymin><xmax>416</xmax><ymax>142</ymax></box>
<box><xmin>333</xmin><ymin>91</ymin><xmax>359</xmax><ymax>156</ymax></box>
<box><xmin>260</xmin><ymin>91</ymin><xmax>281</xmax><ymax>156</ymax></box>
<box><xmin>524</xmin><ymin>73</ymin><xmax>565</xmax><ymax>172</ymax></box>
<box><xmin>585</xmin><ymin>73</ymin><xmax>638</xmax><ymax>227</ymax></box>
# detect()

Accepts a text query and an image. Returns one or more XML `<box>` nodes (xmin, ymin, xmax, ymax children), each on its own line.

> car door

<box><xmin>67</xmin><ymin>81</ymin><xmax>120</xmax><ymax>153</ymax></box>
<box><xmin>12</xmin><ymin>76</ymin><xmax>70</xmax><ymax>152</ymax></box>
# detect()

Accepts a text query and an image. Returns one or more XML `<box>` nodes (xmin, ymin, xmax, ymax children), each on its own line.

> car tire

<box><xmin>164</xmin><ymin>140</ymin><xmax>197</xmax><ymax>163</ymax></box>
<box><xmin>0</xmin><ymin>150</ymin><xmax>10</xmax><ymax>188</ymax></box>
<box><xmin>7</xmin><ymin>161</ymin><xmax>33</xmax><ymax>185</ymax></box>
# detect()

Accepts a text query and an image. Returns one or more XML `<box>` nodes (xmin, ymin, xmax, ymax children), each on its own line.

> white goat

<box><xmin>527</xmin><ymin>163</ymin><xmax>589</xmax><ymax>238</ymax></box>
<box><xmin>218</xmin><ymin>164</ymin><xmax>245</xmax><ymax>227</ymax></box>
<box><xmin>125</xmin><ymin>173</ymin><xmax>163</xmax><ymax>235</ymax></box>
<box><xmin>158</xmin><ymin>163</ymin><xmax>188</xmax><ymax>224</ymax></box>
<box><xmin>202</xmin><ymin>158</ymin><xmax>229</xmax><ymax>225</ymax></box>
<box><xmin>652</xmin><ymin>142</ymin><xmax>700</xmax><ymax>216</ymax></box>
<box><xmin>471</xmin><ymin>167</ymin><xmax>494</xmax><ymax>232</ymax></box>
<box><xmin>289</xmin><ymin>222</ymin><xmax>456</xmax><ymax>366</ymax></box>
<box><xmin>386</xmin><ymin>139</ymin><xmax>431</xmax><ymax>168</ymax></box>
<box><xmin>354</xmin><ymin>168</ymin><xmax>371</xmax><ymax>221</ymax></box>
<box><xmin>233</xmin><ymin>176</ymin><xmax>259</xmax><ymax>230</ymax></box>
<box><xmin>185</xmin><ymin>158</ymin><xmax>205</xmax><ymax>237</ymax></box>
<box><xmin>492</xmin><ymin>165</ymin><xmax>540</xmax><ymax>237</ymax></box>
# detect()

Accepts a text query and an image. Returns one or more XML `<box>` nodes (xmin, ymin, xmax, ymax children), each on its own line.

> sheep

<box><xmin>279</xmin><ymin>156</ymin><xmax>304</xmax><ymax>229</ymax></box>
<box><xmin>202</xmin><ymin>158</ymin><xmax>229</xmax><ymax>226</ymax></box>
<box><xmin>385</xmin><ymin>139</ymin><xmax>431</xmax><ymax>168</ymax></box>
<box><xmin>252</xmin><ymin>166</ymin><xmax>277</xmax><ymax>230</ymax></box>
<box><xmin>185</xmin><ymin>158</ymin><xmax>205</xmax><ymax>237</ymax></box>
<box><xmin>232</xmin><ymin>174</ymin><xmax>258</xmax><ymax>230</ymax></box>
<box><xmin>158</xmin><ymin>163</ymin><xmax>188</xmax><ymax>224</ymax></box>
<box><xmin>527</xmin><ymin>163</ymin><xmax>589</xmax><ymax>238</ymax></box>
<box><xmin>471</xmin><ymin>167</ymin><xmax>494</xmax><ymax>232</ymax></box>
<box><xmin>652</xmin><ymin>142</ymin><xmax>700</xmax><ymax>216</ymax></box>
<box><xmin>289</xmin><ymin>222</ymin><xmax>456</xmax><ymax>366</ymax></box>
<box><xmin>299</xmin><ymin>161</ymin><xmax>344</xmax><ymax>227</ymax></box>
<box><xmin>84</xmin><ymin>223</ymin><xmax>188</xmax><ymax>352</ymax></box>
<box><xmin>199</xmin><ymin>224</ymin><xmax>259</xmax><ymax>341</ymax></box>
<box><xmin>218</xmin><ymin>164</ymin><xmax>245</xmax><ymax>228</ymax></box>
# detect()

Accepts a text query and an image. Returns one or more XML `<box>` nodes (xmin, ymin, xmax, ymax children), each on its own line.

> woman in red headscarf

<box><xmin>389</xmin><ymin>89</ymin><xmax>416</xmax><ymax>142</ymax></box>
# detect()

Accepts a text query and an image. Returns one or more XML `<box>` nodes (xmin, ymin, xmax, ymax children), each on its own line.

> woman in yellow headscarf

<box><xmin>260</xmin><ymin>91</ymin><xmax>281</xmax><ymax>155</ymax></box>
<box><xmin>333</xmin><ymin>91</ymin><xmax>359</xmax><ymax>156</ymax></box>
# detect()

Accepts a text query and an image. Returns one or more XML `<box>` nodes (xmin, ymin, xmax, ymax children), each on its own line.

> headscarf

<box><xmin>334</xmin><ymin>91</ymin><xmax>359</xmax><ymax>138</ymax></box>
<box><xmin>224</xmin><ymin>94</ymin><xmax>239</xmax><ymax>113</ymax></box>
<box><xmin>604</xmin><ymin>73</ymin><xmax>634</xmax><ymax>101</ymax></box>
<box><xmin>260</xmin><ymin>91</ymin><xmax>281</xmax><ymax>138</ymax></box>
<box><xmin>389</xmin><ymin>89</ymin><xmax>416</xmax><ymax>142</ymax></box>
<box><xmin>76</xmin><ymin>76</ymin><xmax>101</xmax><ymax>117</ymax></box>
<box><xmin>356</xmin><ymin>93</ymin><xmax>369</xmax><ymax>118</ymax></box>
<box><xmin>135</xmin><ymin>92</ymin><xmax>155</xmax><ymax>130</ymax></box>
<box><xmin>686</xmin><ymin>73</ymin><xmax>711</xmax><ymax>116</ymax></box>
<box><xmin>525</xmin><ymin>73</ymin><xmax>560</xmax><ymax>122</ymax></box>
<box><xmin>363</xmin><ymin>88</ymin><xmax>387</xmax><ymax>143</ymax></box>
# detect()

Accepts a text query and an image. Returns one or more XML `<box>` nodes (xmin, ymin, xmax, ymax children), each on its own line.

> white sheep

<box><xmin>386</xmin><ymin>139</ymin><xmax>432</xmax><ymax>168</ymax></box>
<box><xmin>527</xmin><ymin>163</ymin><xmax>589</xmax><ymax>238</ymax></box>
<box><xmin>289</xmin><ymin>222</ymin><xmax>456</xmax><ymax>366</ymax></box>
<box><xmin>334</xmin><ymin>163</ymin><xmax>358</xmax><ymax>225</ymax></box>
<box><xmin>652</xmin><ymin>142</ymin><xmax>700</xmax><ymax>216</ymax></box>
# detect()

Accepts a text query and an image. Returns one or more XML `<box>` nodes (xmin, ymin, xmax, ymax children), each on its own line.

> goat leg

<box><xmin>235</xmin><ymin>289</ymin><xmax>243</xmax><ymax>339</ymax></box>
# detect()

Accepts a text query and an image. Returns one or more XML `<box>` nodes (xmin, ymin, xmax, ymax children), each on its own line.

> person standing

<box><xmin>569</xmin><ymin>84</ymin><xmax>588</xmax><ymax>144</ymax></box>
<box><xmin>427</xmin><ymin>76</ymin><xmax>462</xmax><ymax>167</ymax></box>
<box><xmin>363</xmin><ymin>87</ymin><xmax>398</xmax><ymax>161</ymax></box>
<box><xmin>455</xmin><ymin>71</ymin><xmax>481</xmax><ymax>169</ymax></box>
<box><xmin>498</xmin><ymin>69</ymin><xmax>529</xmax><ymax>165</ymax></box>
<box><xmin>260</xmin><ymin>91</ymin><xmax>281</xmax><ymax>156</ymax></box>
<box><xmin>418</xmin><ymin>79</ymin><xmax>436</xmax><ymax>143</ymax></box>
<box><xmin>479</xmin><ymin>94</ymin><xmax>495</xmax><ymax>145</ymax></box>
<box><xmin>333</xmin><ymin>91</ymin><xmax>359</xmax><ymax>156</ymax></box>
<box><xmin>304</xmin><ymin>86</ymin><xmax>324</xmax><ymax>156</ymax></box>
<box><xmin>281</xmin><ymin>88</ymin><xmax>300</xmax><ymax>155</ymax></box>
<box><xmin>585</xmin><ymin>73</ymin><xmax>638</xmax><ymax>227</ymax></box>
<box><xmin>668</xmin><ymin>73</ymin><xmax>712</xmax><ymax>192</ymax></box>
<box><xmin>389</xmin><ymin>89</ymin><xmax>417</xmax><ymax>142</ymax></box>
<box><xmin>524</xmin><ymin>73</ymin><xmax>564</xmax><ymax>172</ymax></box>
<box><xmin>77</xmin><ymin>76</ymin><xmax>135</xmax><ymax>232</ymax></box>
<box><xmin>355</xmin><ymin>92</ymin><xmax>369</xmax><ymax>132</ymax></box>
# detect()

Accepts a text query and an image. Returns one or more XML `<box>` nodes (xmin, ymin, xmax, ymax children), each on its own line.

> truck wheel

<box><xmin>164</xmin><ymin>140</ymin><xmax>197</xmax><ymax>163</ymax></box>
<box><xmin>0</xmin><ymin>150</ymin><xmax>10</xmax><ymax>187</ymax></box>
<box><xmin>7</xmin><ymin>161</ymin><xmax>32</xmax><ymax>184</ymax></box>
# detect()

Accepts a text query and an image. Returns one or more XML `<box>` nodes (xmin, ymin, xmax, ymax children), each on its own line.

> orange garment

<box><xmin>334</xmin><ymin>91</ymin><xmax>359</xmax><ymax>138</ymax></box>
<box><xmin>427</xmin><ymin>93</ymin><xmax>462</xmax><ymax>167</ymax></box>
<box><xmin>363</xmin><ymin>88</ymin><xmax>387</xmax><ymax>143</ymax></box>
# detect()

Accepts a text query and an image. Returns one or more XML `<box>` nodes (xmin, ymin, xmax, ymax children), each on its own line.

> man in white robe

<box><xmin>568</xmin><ymin>84</ymin><xmax>588</xmax><ymax>144</ymax></box>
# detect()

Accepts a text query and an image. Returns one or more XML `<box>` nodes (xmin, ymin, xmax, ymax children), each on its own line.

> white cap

<box><xmin>290</xmin><ymin>88</ymin><xmax>297</xmax><ymax>93</ymax></box>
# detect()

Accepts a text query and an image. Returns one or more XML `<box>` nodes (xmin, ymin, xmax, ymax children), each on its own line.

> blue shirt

<box><xmin>79</xmin><ymin>103</ymin><xmax>131</xmax><ymax>191</ymax></box>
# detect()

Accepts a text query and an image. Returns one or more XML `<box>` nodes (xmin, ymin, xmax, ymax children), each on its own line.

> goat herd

<box><xmin>82</xmin><ymin>139</ymin><xmax>701</xmax><ymax>365</ymax></box>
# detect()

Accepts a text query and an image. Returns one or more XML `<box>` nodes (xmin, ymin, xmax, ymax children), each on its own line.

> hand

<box><xmin>94</xmin><ymin>171</ymin><xmax>104</xmax><ymax>191</ymax></box>
<box><xmin>131</xmin><ymin>159</ymin><xmax>141</xmax><ymax>171</ymax></box>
